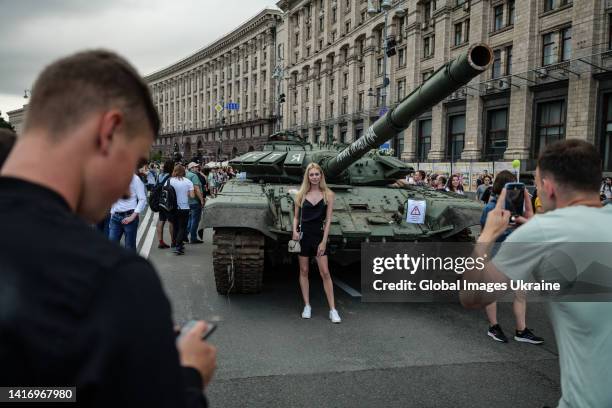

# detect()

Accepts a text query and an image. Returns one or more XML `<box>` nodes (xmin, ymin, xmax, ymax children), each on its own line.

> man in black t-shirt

<box><xmin>0</xmin><ymin>50</ymin><xmax>215</xmax><ymax>407</ymax></box>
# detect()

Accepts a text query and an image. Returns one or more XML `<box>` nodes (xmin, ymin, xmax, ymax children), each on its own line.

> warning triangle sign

<box><xmin>410</xmin><ymin>206</ymin><xmax>421</xmax><ymax>215</ymax></box>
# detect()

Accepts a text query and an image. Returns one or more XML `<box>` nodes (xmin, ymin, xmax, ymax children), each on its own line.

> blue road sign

<box><xmin>225</xmin><ymin>102</ymin><xmax>240</xmax><ymax>110</ymax></box>
<box><xmin>379</xmin><ymin>142</ymin><xmax>390</xmax><ymax>150</ymax></box>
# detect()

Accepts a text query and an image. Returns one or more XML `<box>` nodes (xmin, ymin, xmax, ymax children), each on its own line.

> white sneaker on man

<box><xmin>329</xmin><ymin>309</ymin><xmax>341</xmax><ymax>323</ymax></box>
<box><xmin>301</xmin><ymin>305</ymin><xmax>311</xmax><ymax>319</ymax></box>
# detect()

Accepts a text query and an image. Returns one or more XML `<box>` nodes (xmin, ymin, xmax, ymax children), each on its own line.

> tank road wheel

<box><xmin>212</xmin><ymin>229</ymin><xmax>265</xmax><ymax>294</ymax></box>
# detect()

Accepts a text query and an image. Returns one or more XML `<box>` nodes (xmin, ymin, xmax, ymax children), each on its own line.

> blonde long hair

<box><xmin>295</xmin><ymin>162</ymin><xmax>332</xmax><ymax>207</ymax></box>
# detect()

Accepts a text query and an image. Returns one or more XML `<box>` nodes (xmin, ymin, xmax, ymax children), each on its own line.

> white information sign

<box><xmin>406</xmin><ymin>199</ymin><xmax>426</xmax><ymax>224</ymax></box>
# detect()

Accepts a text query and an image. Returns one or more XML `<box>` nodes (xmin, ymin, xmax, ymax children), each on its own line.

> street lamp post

<box><xmin>368</xmin><ymin>0</ymin><xmax>405</xmax><ymax>155</ymax></box>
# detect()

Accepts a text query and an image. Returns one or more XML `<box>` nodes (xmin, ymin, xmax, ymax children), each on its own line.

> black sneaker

<box><xmin>487</xmin><ymin>324</ymin><xmax>508</xmax><ymax>343</ymax></box>
<box><xmin>190</xmin><ymin>239</ymin><xmax>204</xmax><ymax>244</ymax></box>
<box><xmin>514</xmin><ymin>328</ymin><xmax>544</xmax><ymax>345</ymax></box>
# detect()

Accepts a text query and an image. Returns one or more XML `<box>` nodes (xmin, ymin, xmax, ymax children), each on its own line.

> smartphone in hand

<box><xmin>177</xmin><ymin>320</ymin><xmax>217</xmax><ymax>341</ymax></box>
<box><xmin>504</xmin><ymin>182</ymin><xmax>525</xmax><ymax>221</ymax></box>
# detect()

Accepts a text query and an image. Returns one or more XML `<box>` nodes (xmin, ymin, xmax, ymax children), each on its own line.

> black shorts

<box><xmin>159</xmin><ymin>209</ymin><xmax>169</xmax><ymax>222</ymax></box>
<box><xmin>299</xmin><ymin>224</ymin><xmax>326</xmax><ymax>257</ymax></box>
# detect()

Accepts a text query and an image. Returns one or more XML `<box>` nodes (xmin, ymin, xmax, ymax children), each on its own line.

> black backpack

<box><xmin>148</xmin><ymin>174</ymin><xmax>166</xmax><ymax>212</ymax></box>
<box><xmin>158</xmin><ymin>177</ymin><xmax>177</xmax><ymax>212</ymax></box>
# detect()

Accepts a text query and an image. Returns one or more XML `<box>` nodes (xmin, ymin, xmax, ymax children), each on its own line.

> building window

<box><xmin>418</xmin><ymin>119</ymin><xmax>432</xmax><ymax>161</ymax></box>
<box><xmin>342</xmin><ymin>96</ymin><xmax>348</xmax><ymax>114</ymax></box>
<box><xmin>422</xmin><ymin>71</ymin><xmax>433</xmax><ymax>83</ymax></box>
<box><xmin>343</xmin><ymin>72</ymin><xmax>348</xmax><ymax>89</ymax></box>
<box><xmin>306</xmin><ymin>46</ymin><xmax>311</xmax><ymax>57</ymax></box>
<box><xmin>492</xmin><ymin>49</ymin><xmax>502</xmax><ymax>79</ymax></box>
<box><xmin>486</xmin><ymin>109</ymin><xmax>508</xmax><ymax>159</ymax></box>
<box><xmin>423</xmin><ymin>1</ymin><xmax>436</xmax><ymax>22</ymax></box>
<box><xmin>398</xmin><ymin>47</ymin><xmax>406</xmax><ymax>67</ymax></box>
<box><xmin>448</xmin><ymin>114</ymin><xmax>465</xmax><ymax>161</ymax></box>
<box><xmin>376</xmin><ymin>87</ymin><xmax>383</xmax><ymax>107</ymax></box>
<box><xmin>536</xmin><ymin>100</ymin><xmax>565</xmax><ymax>153</ymax></box>
<box><xmin>508</xmin><ymin>0</ymin><xmax>515</xmax><ymax>25</ymax></box>
<box><xmin>358</xmin><ymin>92</ymin><xmax>364</xmax><ymax>111</ymax></box>
<box><xmin>561</xmin><ymin>27</ymin><xmax>572</xmax><ymax>61</ymax></box>
<box><xmin>542</xmin><ymin>32</ymin><xmax>557</xmax><ymax>65</ymax></box>
<box><xmin>305</xmin><ymin>87</ymin><xmax>309</xmax><ymax>102</ymax></box>
<box><xmin>601</xmin><ymin>93</ymin><xmax>612</xmax><ymax>171</ymax></box>
<box><xmin>544</xmin><ymin>0</ymin><xmax>572</xmax><ymax>12</ymax></box>
<box><xmin>454</xmin><ymin>22</ymin><xmax>463</xmax><ymax>46</ymax></box>
<box><xmin>609</xmin><ymin>14</ymin><xmax>612</xmax><ymax>50</ymax></box>
<box><xmin>377</xmin><ymin>58</ymin><xmax>384</xmax><ymax>75</ymax></box>
<box><xmin>396</xmin><ymin>78</ymin><xmax>406</xmax><ymax>101</ymax></box>
<box><xmin>423</xmin><ymin>36</ymin><xmax>434</xmax><ymax>58</ymax></box>
<box><xmin>329</xmin><ymin>101</ymin><xmax>334</xmax><ymax>117</ymax></box>
<box><xmin>493</xmin><ymin>5</ymin><xmax>504</xmax><ymax>31</ymax></box>
<box><xmin>330</xmin><ymin>77</ymin><xmax>335</xmax><ymax>93</ymax></box>
<box><xmin>340</xmin><ymin>127</ymin><xmax>347</xmax><ymax>144</ymax></box>
<box><xmin>345</xmin><ymin>20</ymin><xmax>351</xmax><ymax>34</ymax></box>
<box><xmin>332</xmin><ymin>7</ymin><xmax>337</xmax><ymax>23</ymax></box>
<box><xmin>316</xmin><ymin>105</ymin><xmax>321</xmax><ymax>120</ymax></box>
<box><xmin>319</xmin><ymin>15</ymin><xmax>324</xmax><ymax>31</ymax></box>
<box><xmin>359</xmin><ymin>65</ymin><xmax>365</xmax><ymax>82</ymax></box>
<box><xmin>506</xmin><ymin>45</ymin><xmax>513</xmax><ymax>75</ymax></box>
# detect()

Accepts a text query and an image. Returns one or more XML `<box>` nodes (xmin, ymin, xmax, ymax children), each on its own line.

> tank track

<box><xmin>212</xmin><ymin>229</ymin><xmax>265</xmax><ymax>294</ymax></box>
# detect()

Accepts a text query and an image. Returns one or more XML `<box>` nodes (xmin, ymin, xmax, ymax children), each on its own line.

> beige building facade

<box><xmin>277</xmin><ymin>0</ymin><xmax>612</xmax><ymax>173</ymax></box>
<box><xmin>146</xmin><ymin>9</ymin><xmax>283</xmax><ymax>161</ymax></box>
<box><xmin>7</xmin><ymin>106</ymin><xmax>26</xmax><ymax>136</ymax></box>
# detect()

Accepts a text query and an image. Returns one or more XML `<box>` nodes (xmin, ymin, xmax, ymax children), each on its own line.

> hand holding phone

<box><xmin>504</xmin><ymin>182</ymin><xmax>525</xmax><ymax>221</ymax></box>
<box><xmin>179</xmin><ymin>320</ymin><xmax>217</xmax><ymax>341</ymax></box>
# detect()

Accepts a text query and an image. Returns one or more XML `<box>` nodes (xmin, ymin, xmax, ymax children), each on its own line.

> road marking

<box><xmin>332</xmin><ymin>276</ymin><xmax>362</xmax><ymax>297</ymax></box>
<box><xmin>136</xmin><ymin>207</ymin><xmax>152</xmax><ymax>248</ymax></box>
<box><xmin>140</xmin><ymin>212</ymin><xmax>159</xmax><ymax>259</ymax></box>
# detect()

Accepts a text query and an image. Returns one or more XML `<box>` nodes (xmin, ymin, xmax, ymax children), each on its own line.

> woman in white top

<box><xmin>169</xmin><ymin>164</ymin><xmax>194</xmax><ymax>255</ymax></box>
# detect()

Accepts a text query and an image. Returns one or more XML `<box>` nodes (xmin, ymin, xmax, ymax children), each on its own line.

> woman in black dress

<box><xmin>293</xmin><ymin>163</ymin><xmax>341</xmax><ymax>323</ymax></box>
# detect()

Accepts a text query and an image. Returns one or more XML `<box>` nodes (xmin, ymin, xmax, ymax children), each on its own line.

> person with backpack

<box><xmin>154</xmin><ymin>160</ymin><xmax>175</xmax><ymax>248</ymax></box>
<box><xmin>168</xmin><ymin>164</ymin><xmax>194</xmax><ymax>255</ymax></box>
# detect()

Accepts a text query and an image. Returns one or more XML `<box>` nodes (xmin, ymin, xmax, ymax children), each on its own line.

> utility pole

<box><xmin>273</xmin><ymin>43</ymin><xmax>285</xmax><ymax>133</ymax></box>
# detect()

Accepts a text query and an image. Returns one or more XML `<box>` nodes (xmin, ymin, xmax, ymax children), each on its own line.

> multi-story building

<box><xmin>146</xmin><ymin>9</ymin><xmax>282</xmax><ymax>162</ymax></box>
<box><xmin>6</xmin><ymin>106</ymin><xmax>26</xmax><ymax>135</ymax></box>
<box><xmin>277</xmin><ymin>0</ymin><xmax>612</xmax><ymax>176</ymax></box>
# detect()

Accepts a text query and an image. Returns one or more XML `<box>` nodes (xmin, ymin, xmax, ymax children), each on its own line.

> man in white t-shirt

<box><xmin>461</xmin><ymin>139</ymin><xmax>612</xmax><ymax>408</ymax></box>
<box><xmin>168</xmin><ymin>164</ymin><xmax>194</xmax><ymax>255</ymax></box>
<box><xmin>109</xmin><ymin>172</ymin><xmax>147</xmax><ymax>250</ymax></box>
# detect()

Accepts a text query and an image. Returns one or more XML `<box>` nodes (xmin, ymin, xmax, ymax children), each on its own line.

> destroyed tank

<box><xmin>200</xmin><ymin>44</ymin><xmax>493</xmax><ymax>294</ymax></box>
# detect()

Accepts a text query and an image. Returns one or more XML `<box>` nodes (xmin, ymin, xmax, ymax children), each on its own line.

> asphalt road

<box><xmin>144</xmin><ymin>218</ymin><xmax>561</xmax><ymax>408</ymax></box>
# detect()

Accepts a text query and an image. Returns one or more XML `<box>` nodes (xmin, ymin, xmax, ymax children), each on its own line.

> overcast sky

<box><xmin>0</xmin><ymin>0</ymin><xmax>279</xmax><ymax>120</ymax></box>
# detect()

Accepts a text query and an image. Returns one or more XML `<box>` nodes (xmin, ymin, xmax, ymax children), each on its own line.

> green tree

<box><xmin>0</xmin><ymin>114</ymin><xmax>15</xmax><ymax>132</ymax></box>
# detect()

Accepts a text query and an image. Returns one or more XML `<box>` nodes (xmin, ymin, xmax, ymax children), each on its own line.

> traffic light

<box><xmin>221</xmin><ymin>117</ymin><xmax>226</xmax><ymax>125</ymax></box>
<box><xmin>386</xmin><ymin>38</ymin><xmax>397</xmax><ymax>57</ymax></box>
<box><xmin>279</xmin><ymin>93</ymin><xmax>286</xmax><ymax>104</ymax></box>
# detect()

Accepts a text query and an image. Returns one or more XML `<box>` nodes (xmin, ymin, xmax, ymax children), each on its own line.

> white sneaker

<box><xmin>301</xmin><ymin>305</ymin><xmax>311</xmax><ymax>319</ymax></box>
<box><xmin>329</xmin><ymin>309</ymin><xmax>341</xmax><ymax>323</ymax></box>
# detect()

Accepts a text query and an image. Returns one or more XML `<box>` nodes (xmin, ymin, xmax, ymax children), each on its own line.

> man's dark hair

<box><xmin>437</xmin><ymin>175</ymin><xmax>447</xmax><ymax>186</ymax></box>
<box><xmin>25</xmin><ymin>50</ymin><xmax>159</xmax><ymax>139</ymax></box>
<box><xmin>416</xmin><ymin>170</ymin><xmax>426</xmax><ymax>179</ymax></box>
<box><xmin>492</xmin><ymin>170</ymin><xmax>516</xmax><ymax>195</ymax></box>
<box><xmin>0</xmin><ymin>128</ymin><xmax>17</xmax><ymax>167</ymax></box>
<box><xmin>163</xmin><ymin>160</ymin><xmax>175</xmax><ymax>175</ymax></box>
<box><xmin>538</xmin><ymin>139</ymin><xmax>601</xmax><ymax>192</ymax></box>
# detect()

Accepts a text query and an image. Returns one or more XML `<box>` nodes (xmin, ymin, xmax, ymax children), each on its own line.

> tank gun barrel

<box><xmin>324</xmin><ymin>44</ymin><xmax>493</xmax><ymax>179</ymax></box>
